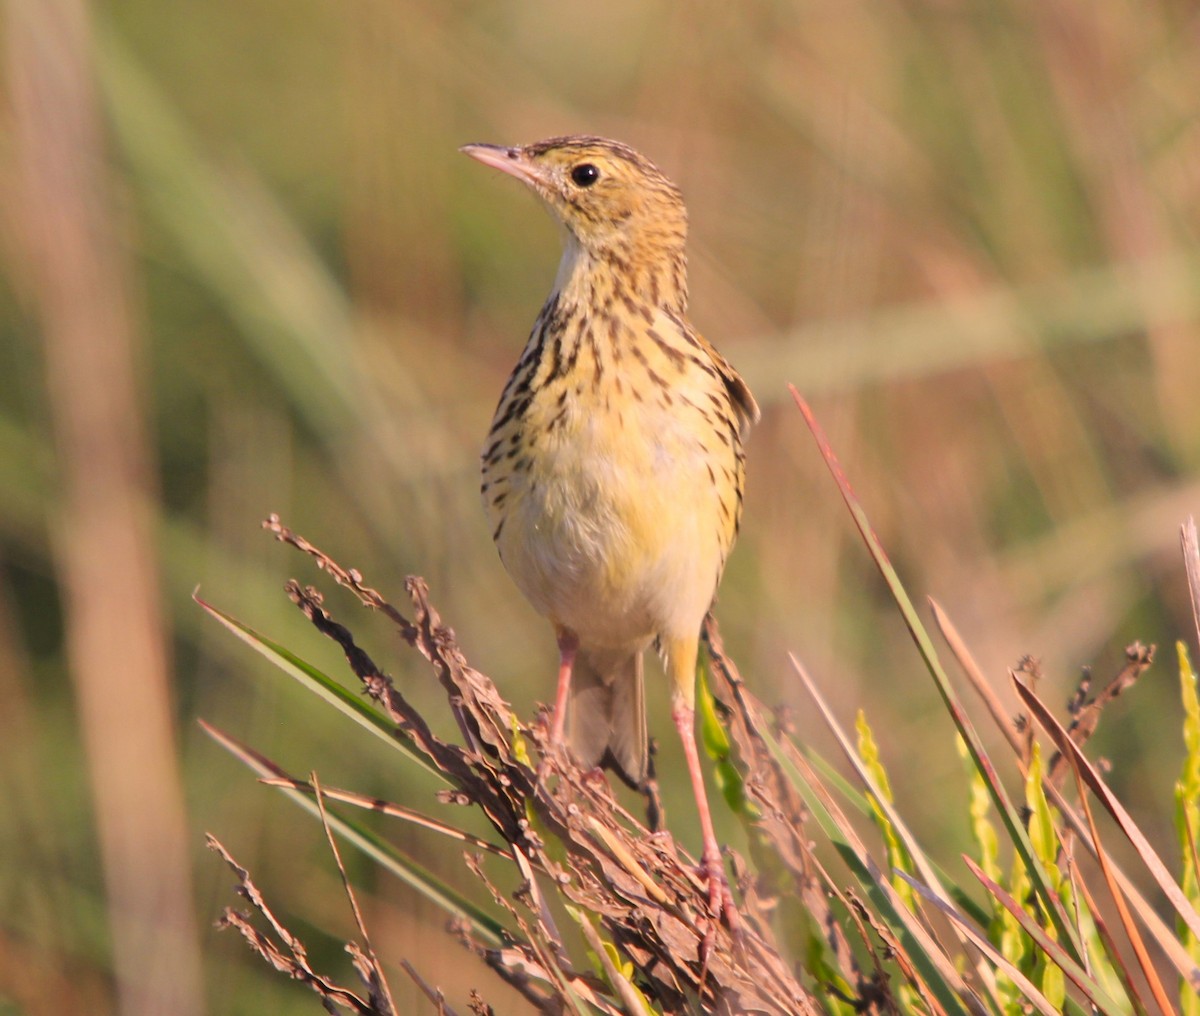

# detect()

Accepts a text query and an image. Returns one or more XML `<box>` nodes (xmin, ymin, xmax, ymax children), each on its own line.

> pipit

<box><xmin>462</xmin><ymin>135</ymin><xmax>759</xmax><ymax>929</ymax></box>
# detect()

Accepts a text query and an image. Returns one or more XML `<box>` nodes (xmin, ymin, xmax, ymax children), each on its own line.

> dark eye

<box><xmin>570</xmin><ymin>163</ymin><xmax>600</xmax><ymax>187</ymax></box>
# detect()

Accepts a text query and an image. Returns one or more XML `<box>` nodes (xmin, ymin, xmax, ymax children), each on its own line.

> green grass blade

<box><xmin>195</xmin><ymin>593</ymin><xmax>445</xmax><ymax>783</ymax></box>
<box><xmin>805</xmin><ymin>742</ymin><xmax>995</xmax><ymax>931</ymax></box>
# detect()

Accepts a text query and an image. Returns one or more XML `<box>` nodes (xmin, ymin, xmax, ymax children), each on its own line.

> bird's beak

<box><xmin>460</xmin><ymin>143</ymin><xmax>543</xmax><ymax>189</ymax></box>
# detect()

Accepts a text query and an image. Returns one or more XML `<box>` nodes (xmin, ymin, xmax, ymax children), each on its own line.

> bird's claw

<box><xmin>697</xmin><ymin>846</ymin><xmax>742</xmax><ymax>965</ymax></box>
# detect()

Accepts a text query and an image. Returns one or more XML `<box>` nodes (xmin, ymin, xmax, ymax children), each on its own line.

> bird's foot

<box><xmin>582</xmin><ymin>764</ymin><xmax>607</xmax><ymax>780</ymax></box>
<box><xmin>697</xmin><ymin>844</ymin><xmax>741</xmax><ymax>964</ymax></box>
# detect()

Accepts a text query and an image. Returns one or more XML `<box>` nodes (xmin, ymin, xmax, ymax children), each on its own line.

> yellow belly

<box><xmin>490</xmin><ymin>396</ymin><xmax>729</xmax><ymax>649</ymax></box>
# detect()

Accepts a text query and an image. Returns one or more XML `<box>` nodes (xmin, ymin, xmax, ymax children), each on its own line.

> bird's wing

<box><xmin>689</xmin><ymin>327</ymin><xmax>760</xmax><ymax>437</ymax></box>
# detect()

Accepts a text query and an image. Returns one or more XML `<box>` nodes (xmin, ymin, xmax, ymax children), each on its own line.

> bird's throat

<box><xmin>553</xmin><ymin>232</ymin><xmax>688</xmax><ymax>316</ymax></box>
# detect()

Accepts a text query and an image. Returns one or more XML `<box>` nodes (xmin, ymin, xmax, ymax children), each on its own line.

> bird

<box><xmin>462</xmin><ymin>135</ymin><xmax>759</xmax><ymax>928</ymax></box>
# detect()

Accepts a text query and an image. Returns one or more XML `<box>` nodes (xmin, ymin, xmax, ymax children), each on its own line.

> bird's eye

<box><xmin>570</xmin><ymin>163</ymin><xmax>600</xmax><ymax>187</ymax></box>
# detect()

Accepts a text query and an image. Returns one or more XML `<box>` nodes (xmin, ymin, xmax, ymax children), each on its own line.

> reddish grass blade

<box><xmin>1064</xmin><ymin>750</ymin><xmax>1174</xmax><ymax>1015</ymax></box>
<box><xmin>1013</xmin><ymin>675</ymin><xmax>1200</xmax><ymax>966</ymax></box>
<box><xmin>790</xmin><ymin>385</ymin><xmax>1085</xmax><ymax>965</ymax></box>
<box><xmin>896</xmin><ymin>870</ymin><xmax>1061</xmax><ymax>1016</ymax></box>
<box><xmin>934</xmin><ymin>599</ymin><xmax>1192</xmax><ymax>980</ymax></box>
<box><xmin>199</xmin><ymin>719</ymin><xmax>506</xmax><ymax>945</ymax></box>
<box><xmin>964</xmin><ymin>856</ymin><xmax>1127</xmax><ymax>1012</ymax></box>
<box><xmin>1069</xmin><ymin>841</ymin><xmax>1157</xmax><ymax>1016</ymax></box>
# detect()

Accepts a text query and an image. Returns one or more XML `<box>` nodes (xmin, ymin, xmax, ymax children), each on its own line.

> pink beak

<box><xmin>460</xmin><ymin>143</ymin><xmax>543</xmax><ymax>189</ymax></box>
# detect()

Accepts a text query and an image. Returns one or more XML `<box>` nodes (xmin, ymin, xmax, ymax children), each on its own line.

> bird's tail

<box><xmin>568</xmin><ymin>648</ymin><xmax>647</xmax><ymax>789</ymax></box>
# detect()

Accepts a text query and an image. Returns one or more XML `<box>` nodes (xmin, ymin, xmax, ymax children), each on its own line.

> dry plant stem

<box><xmin>575</xmin><ymin>916</ymin><xmax>649</xmax><ymax>1016</ymax></box>
<box><xmin>312</xmin><ymin>772</ymin><xmax>398</xmax><ymax>1016</ymax></box>
<box><xmin>585</xmin><ymin>817</ymin><xmax>671</xmax><ymax>905</ymax></box>
<box><xmin>1045</xmin><ymin>642</ymin><xmax>1154</xmax><ymax>789</ymax></box>
<box><xmin>400</xmin><ymin>960</ymin><xmax>462</xmax><ymax>1016</ymax></box>
<box><xmin>267</xmin><ymin>516</ymin><xmax>818</xmax><ymax>1014</ymax></box>
<box><xmin>263</xmin><ymin>514</ymin><xmax>482</xmax><ymax>753</ymax></box>
<box><xmin>934</xmin><ymin>590</ymin><xmax>1154</xmax><ymax>786</ymax></box>
<box><xmin>208</xmin><ymin>834</ymin><xmax>383</xmax><ymax>1014</ymax></box>
<box><xmin>702</xmin><ymin>627</ymin><xmax>846</xmax><ymax>937</ymax></box>
<box><xmin>1014</xmin><ymin>676</ymin><xmax>1200</xmax><ymax>986</ymax></box>
<box><xmin>258</xmin><ymin>777</ymin><xmax>512</xmax><ymax>857</ymax></box>
<box><xmin>281</xmin><ymin>579</ymin><xmax>526</xmax><ymax>837</ymax></box>
<box><xmin>509</xmin><ymin>846</ymin><xmax>569</xmax><ymax>964</ymax></box>
<box><xmin>462</xmin><ymin>854</ymin><xmax>590</xmax><ymax>1015</ymax></box>
<box><xmin>702</xmin><ymin>620</ymin><xmax>891</xmax><ymax>1005</ymax></box>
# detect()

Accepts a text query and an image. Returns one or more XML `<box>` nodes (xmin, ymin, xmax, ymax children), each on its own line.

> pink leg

<box><xmin>550</xmin><ymin>628</ymin><xmax>579</xmax><ymax>747</ymax></box>
<box><xmin>672</xmin><ymin>697</ymin><xmax>739</xmax><ymax>940</ymax></box>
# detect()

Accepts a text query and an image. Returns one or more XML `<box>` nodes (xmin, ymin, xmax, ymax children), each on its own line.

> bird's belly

<box><xmin>494</xmin><ymin>403</ymin><xmax>725</xmax><ymax>648</ymax></box>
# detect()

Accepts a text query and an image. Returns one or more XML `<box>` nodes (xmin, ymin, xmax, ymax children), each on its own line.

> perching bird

<box><xmin>462</xmin><ymin>135</ymin><xmax>759</xmax><ymax>926</ymax></box>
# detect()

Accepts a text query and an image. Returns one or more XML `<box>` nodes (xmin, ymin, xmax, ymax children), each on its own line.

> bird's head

<box><xmin>461</xmin><ymin>135</ymin><xmax>688</xmax><ymax>262</ymax></box>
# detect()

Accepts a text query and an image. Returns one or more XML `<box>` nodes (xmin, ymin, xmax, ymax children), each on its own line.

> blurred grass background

<box><xmin>3</xmin><ymin>0</ymin><xmax>1200</xmax><ymax>1012</ymax></box>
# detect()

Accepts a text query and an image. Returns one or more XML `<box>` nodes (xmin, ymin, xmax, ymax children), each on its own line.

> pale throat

<box><xmin>552</xmin><ymin>229</ymin><xmax>688</xmax><ymax>314</ymax></box>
